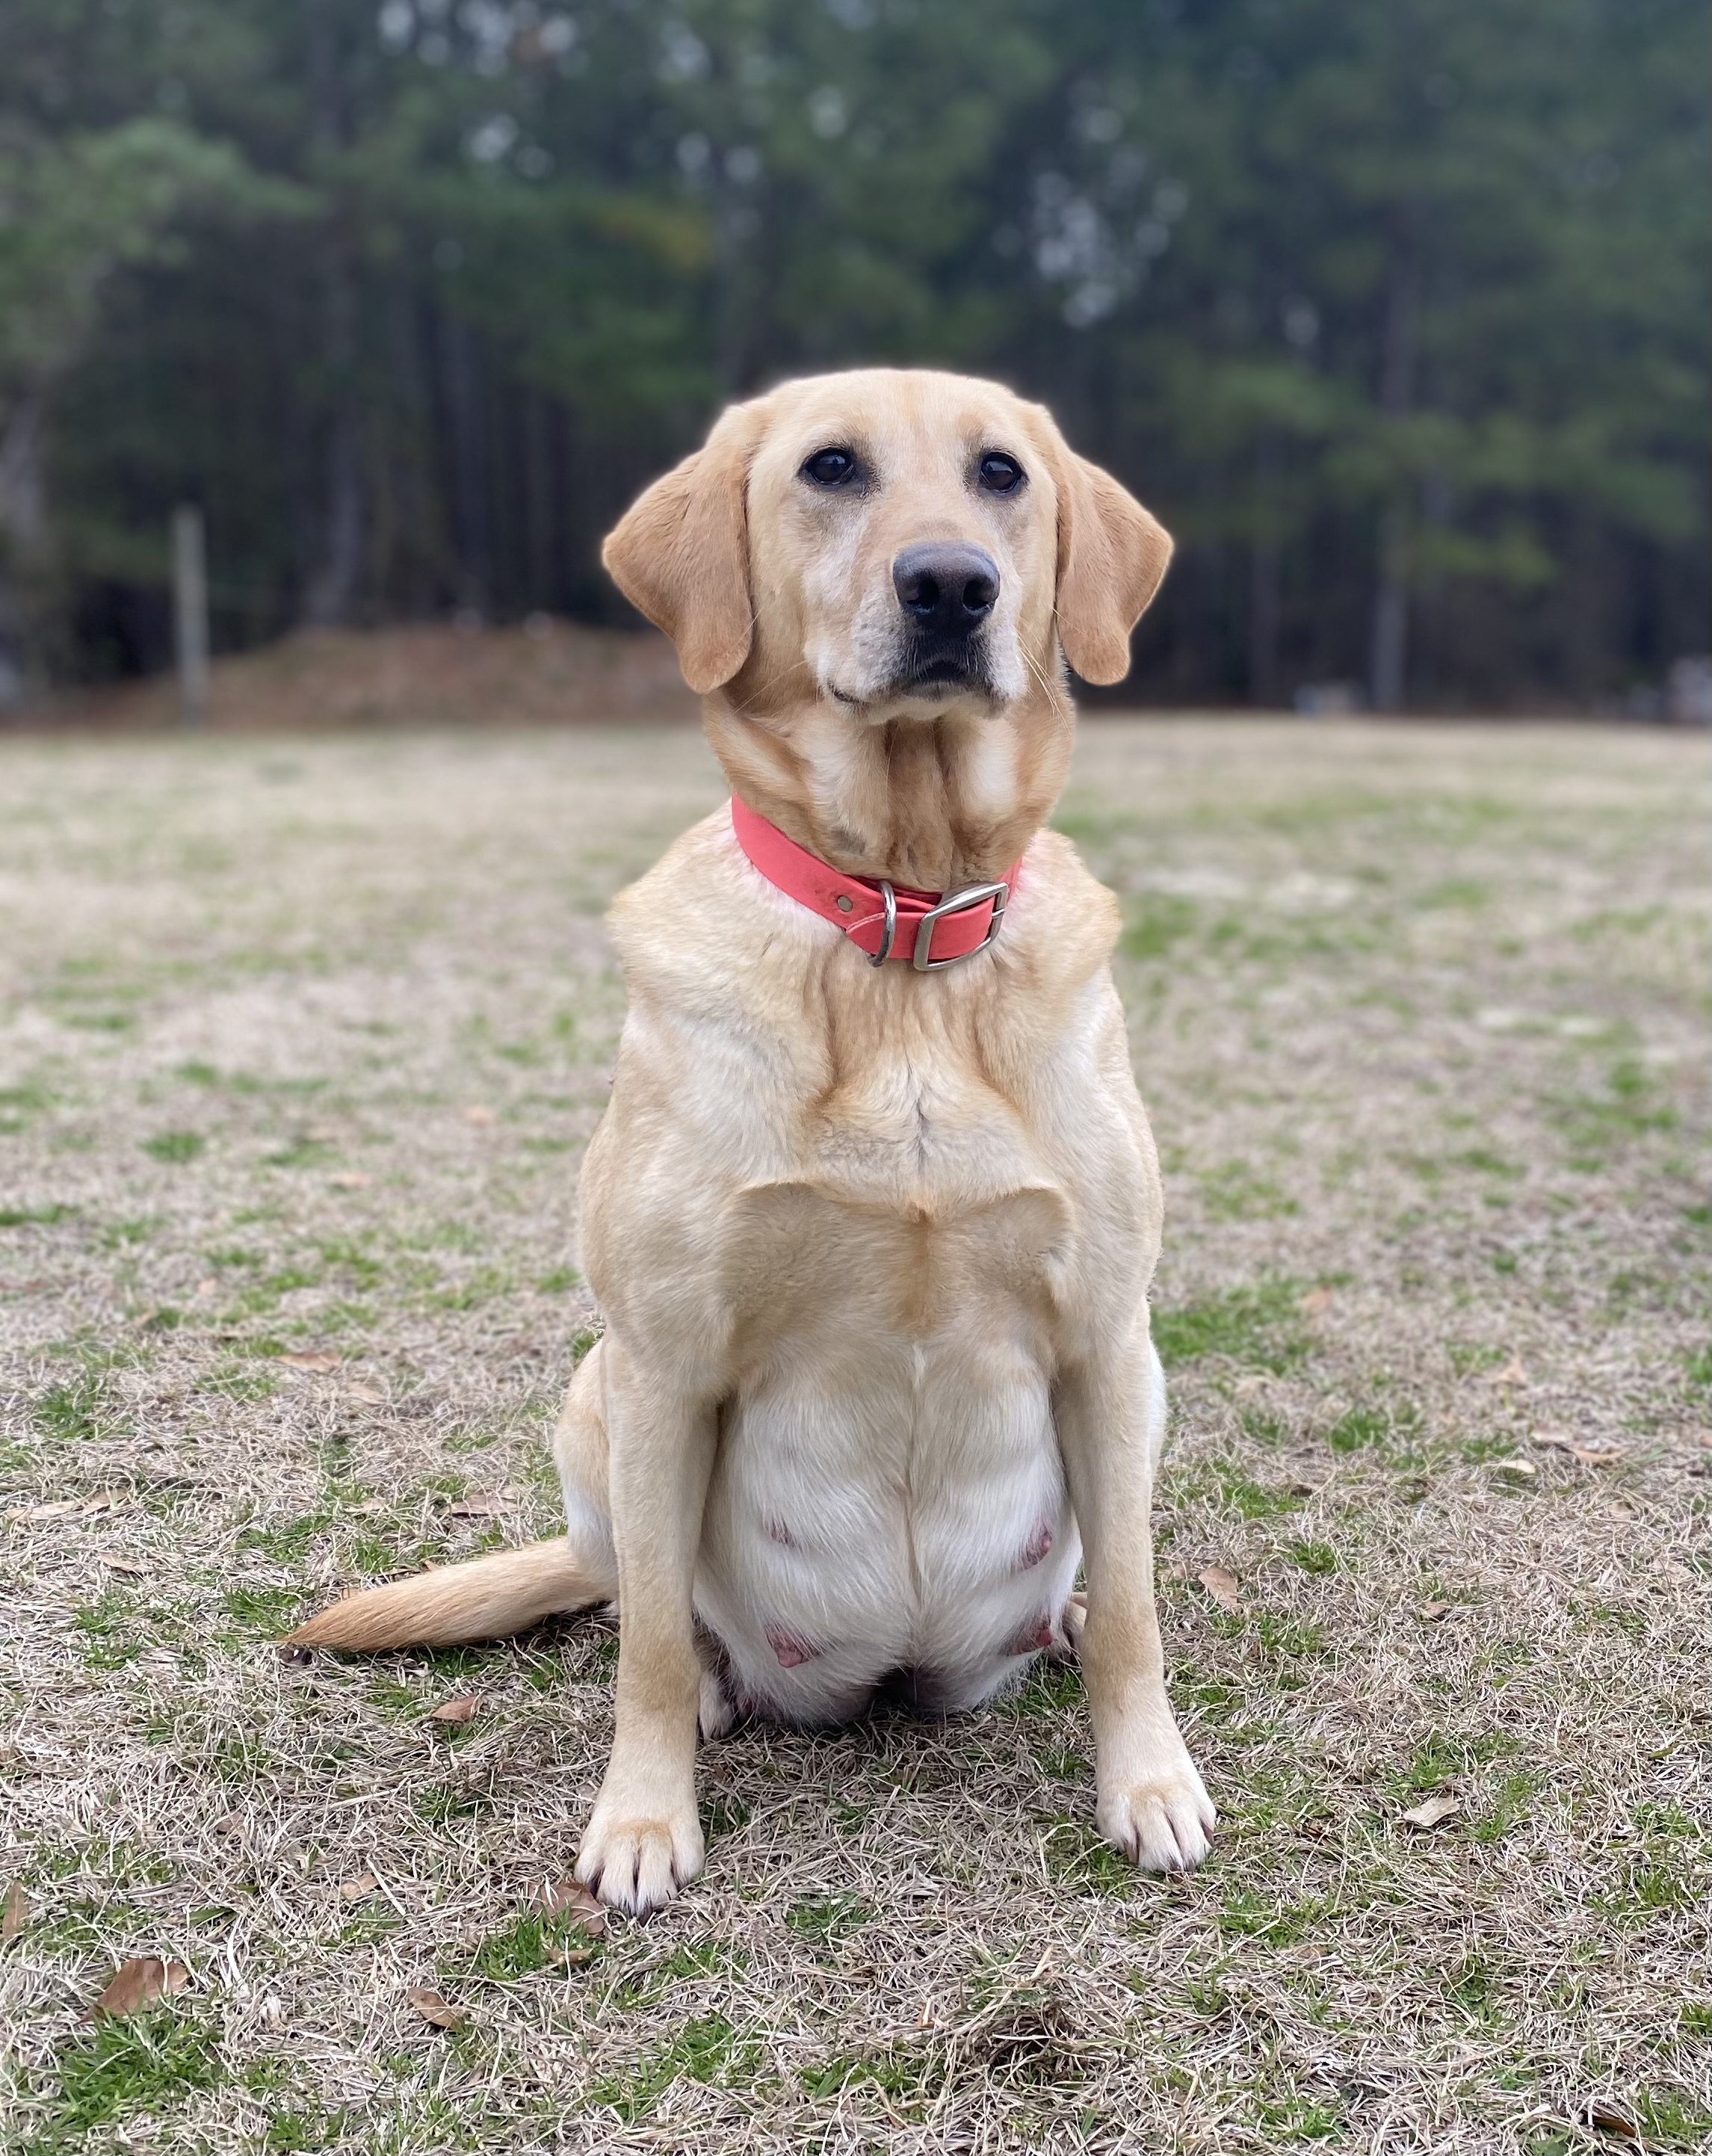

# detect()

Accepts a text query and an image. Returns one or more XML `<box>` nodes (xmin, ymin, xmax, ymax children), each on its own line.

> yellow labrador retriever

<box><xmin>291</xmin><ymin>368</ymin><xmax>1215</xmax><ymax>1914</ymax></box>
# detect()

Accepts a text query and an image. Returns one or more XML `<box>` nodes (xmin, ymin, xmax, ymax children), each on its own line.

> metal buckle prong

<box><xmin>912</xmin><ymin>880</ymin><xmax>1009</xmax><ymax>972</ymax></box>
<box><xmin>868</xmin><ymin>880</ymin><xmax>897</xmax><ymax>966</ymax></box>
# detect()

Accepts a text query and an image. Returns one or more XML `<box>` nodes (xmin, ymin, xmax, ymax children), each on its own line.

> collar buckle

<box><xmin>876</xmin><ymin>880</ymin><xmax>1010</xmax><ymax>971</ymax></box>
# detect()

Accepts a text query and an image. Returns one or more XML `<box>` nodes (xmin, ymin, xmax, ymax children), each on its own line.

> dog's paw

<box><xmin>1098</xmin><ymin>1750</ymin><xmax>1216</xmax><ymax>1874</ymax></box>
<box><xmin>575</xmin><ymin>1797</ymin><xmax>704</xmax><ymax>1916</ymax></box>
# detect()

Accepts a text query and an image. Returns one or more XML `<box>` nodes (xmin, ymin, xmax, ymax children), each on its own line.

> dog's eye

<box><xmin>977</xmin><ymin>452</ymin><xmax>1025</xmax><ymax>495</ymax></box>
<box><xmin>802</xmin><ymin>447</ymin><xmax>859</xmax><ymax>489</ymax></box>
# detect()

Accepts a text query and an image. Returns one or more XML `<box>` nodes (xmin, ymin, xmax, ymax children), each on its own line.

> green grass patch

<box><xmin>261</xmin><ymin>2103</ymin><xmax>350</xmax><ymax>2153</ymax></box>
<box><xmin>785</xmin><ymin>1892</ymin><xmax>871</xmax><ymax>1950</ymax></box>
<box><xmin>465</xmin><ymin>1906</ymin><xmax>604</xmax><ymax>1981</ymax></box>
<box><xmin>196</xmin><ymin>1359</ymin><xmax>278</xmax><ymax>1403</ymax></box>
<box><xmin>1152</xmin><ymin>1279</ymin><xmax>1309</xmax><ymax>1374</ymax></box>
<box><xmin>142</xmin><ymin>1131</ymin><xmax>205</xmax><ymax>1165</ymax></box>
<box><xmin>72</xmin><ymin>1590</ymin><xmax>147</xmax><ymax>1670</ymax></box>
<box><xmin>220</xmin><ymin>1584</ymin><xmax>304</xmax><ymax>1636</ymax></box>
<box><xmin>1551</xmin><ymin>1057</ymin><xmax>1679</xmax><ymax>1164</ymax></box>
<box><xmin>234</xmin><ymin>1513</ymin><xmax>331</xmax><ymax>1565</ymax></box>
<box><xmin>1036</xmin><ymin>1817</ymin><xmax>1143</xmax><ymax>1895</ymax></box>
<box><xmin>0</xmin><ymin>1081</ymin><xmax>55</xmax><ymax>1131</ymax></box>
<box><xmin>1325</xmin><ymin>1396</ymin><xmax>1423</xmax><ymax>1460</ymax></box>
<box><xmin>1</xmin><ymin>1201</ymin><xmax>77</xmax><ymax>1229</ymax></box>
<box><xmin>1471</xmin><ymin>1771</ymin><xmax>1536</xmax><ymax>1844</ymax></box>
<box><xmin>262</xmin><ymin>1138</ymin><xmax>336</xmax><ymax>1170</ymax></box>
<box><xmin>35</xmin><ymin>1367</ymin><xmax>108</xmax><ymax>1443</ymax></box>
<box><xmin>1589</xmin><ymin>1802</ymin><xmax>1708</xmax><ymax>1923</ymax></box>
<box><xmin>1199</xmin><ymin>1162</ymin><xmax>1298</xmax><ymax>1220</ymax></box>
<box><xmin>1216</xmin><ymin>1888</ymin><xmax>1333</xmax><ymax>1945</ymax></box>
<box><xmin>1002</xmin><ymin>1658</ymin><xmax>1084</xmax><ymax>1722</ymax></box>
<box><xmin>36</xmin><ymin>2005</ymin><xmax>222</xmax><ymax>2146</ymax></box>
<box><xmin>588</xmin><ymin>2012</ymin><xmax>761</xmax><ymax>2123</ymax></box>
<box><xmin>1286</xmin><ymin>1538</ymin><xmax>1338</xmax><ymax>1575</ymax></box>
<box><xmin>800</xmin><ymin>2037</ymin><xmax>938</xmax><ymax>2104</ymax></box>
<box><xmin>1122</xmin><ymin>893</ymin><xmax>1199</xmax><ymax>961</ymax></box>
<box><xmin>1252</xmin><ymin>2088</ymin><xmax>1344</xmax><ymax>2142</ymax></box>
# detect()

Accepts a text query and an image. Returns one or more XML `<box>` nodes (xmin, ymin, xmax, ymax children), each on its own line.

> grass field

<box><xmin>1</xmin><ymin>715</ymin><xmax>1707</xmax><ymax>2156</ymax></box>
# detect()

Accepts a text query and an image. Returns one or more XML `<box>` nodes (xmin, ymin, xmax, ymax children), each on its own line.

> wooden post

<box><xmin>172</xmin><ymin>504</ymin><xmax>209</xmax><ymax>728</ymax></box>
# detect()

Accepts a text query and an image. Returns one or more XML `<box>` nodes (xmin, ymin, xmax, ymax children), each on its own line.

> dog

<box><xmin>290</xmin><ymin>368</ymin><xmax>1216</xmax><ymax>1915</ymax></box>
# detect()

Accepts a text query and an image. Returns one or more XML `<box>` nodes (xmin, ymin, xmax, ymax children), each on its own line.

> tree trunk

<box><xmin>0</xmin><ymin>392</ymin><xmax>48</xmax><ymax>705</ymax></box>
<box><xmin>441</xmin><ymin>312</ymin><xmax>492</xmax><ymax>619</ymax></box>
<box><xmin>301</xmin><ymin>0</ymin><xmax>364</xmax><ymax>627</ymax></box>
<box><xmin>1249</xmin><ymin>430</ymin><xmax>1281</xmax><ymax>705</ymax></box>
<box><xmin>1368</xmin><ymin>231</ymin><xmax>1420</xmax><ymax>712</ymax></box>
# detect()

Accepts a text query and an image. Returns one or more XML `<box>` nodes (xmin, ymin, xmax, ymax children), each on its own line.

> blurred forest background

<box><xmin>1</xmin><ymin>0</ymin><xmax>1707</xmax><ymax>714</ymax></box>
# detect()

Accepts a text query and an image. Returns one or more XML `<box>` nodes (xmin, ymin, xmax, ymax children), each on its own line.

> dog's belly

<box><xmin>693</xmin><ymin>1180</ymin><xmax>1082</xmax><ymax>1722</ymax></box>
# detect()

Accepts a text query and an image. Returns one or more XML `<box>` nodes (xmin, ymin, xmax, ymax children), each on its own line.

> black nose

<box><xmin>892</xmin><ymin>543</ymin><xmax>1000</xmax><ymax>637</ymax></box>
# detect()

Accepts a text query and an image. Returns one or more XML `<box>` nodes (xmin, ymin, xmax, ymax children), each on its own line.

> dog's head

<box><xmin>602</xmin><ymin>368</ymin><xmax>1171</xmax><ymax>718</ymax></box>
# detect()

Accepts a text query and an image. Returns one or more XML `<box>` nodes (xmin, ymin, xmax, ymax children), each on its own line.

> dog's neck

<box><xmin>704</xmin><ymin>690</ymin><xmax>1075</xmax><ymax>892</ymax></box>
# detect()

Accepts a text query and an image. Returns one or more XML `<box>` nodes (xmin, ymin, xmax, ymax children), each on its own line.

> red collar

<box><xmin>730</xmin><ymin>796</ymin><xmax>1016</xmax><ymax>971</ymax></box>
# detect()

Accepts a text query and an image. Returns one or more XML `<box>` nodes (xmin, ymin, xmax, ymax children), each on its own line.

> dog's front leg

<box><xmin>574</xmin><ymin>1335</ymin><xmax>717</xmax><ymax>1915</ymax></box>
<box><xmin>1055</xmin><ymin>1323</ymin><xmax>1215</xmax><ymax>1873</ymax></box>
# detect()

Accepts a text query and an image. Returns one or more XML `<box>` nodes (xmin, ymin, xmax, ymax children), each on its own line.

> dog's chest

<box><xmin>719</xmin><ymin>1036</ymin><xmax>1078</xmax><ymax>1340</ymax></box>
<box><xmin>695</xmin><ymin>1032</ymin><xmax>1085</xmax><ymax>1717</ymax></box>
<box><xmin>804</xmin><ymin>1031</ymin><xmax>1050</xmax><ymax>1212</ymax></box>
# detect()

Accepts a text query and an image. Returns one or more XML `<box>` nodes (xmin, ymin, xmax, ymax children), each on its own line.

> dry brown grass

<box><xmin>0</xmin><ymin>716</ymin><xmax>1707</xmax><ymax>2155</ymax></box>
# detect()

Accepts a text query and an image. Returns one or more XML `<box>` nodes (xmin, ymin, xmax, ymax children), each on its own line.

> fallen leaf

<box><xmin>1416</xmin><ymin>1601</ymin><xmax>1452</xmax><ymax>1621</ymax></box>
<box><xmin>93</xmin><ymin>1957</ymin><xmax>190</xmax><ymax>2016</ymax></box>
<box><xmin>1298</xmin><ymin>1286</ymin><xmax>1333</xmax><ymax>1316</ymax></box>
<box><xmin>1400</xmin><ymin>1794</ymin><xmax>1462</xmax><ymax>1830</ymax></box>
<box><xmin>1496</xmin><ymin>1457</ymin><xmax>1538</xmax><ymax>1479</ymax></box>
<box><xmin>346</xmin><ymin>1382</ymin><xmax>386</xmax><ymax>1404</ymax></box>
<box><xmin>81</xmin><ymin>1492</ymin><xmax>119</xmax><ymax>1516</ymax></box>
<box><xmin>462</xmin><ymin>1105</ymin><xmax>497</xmax><ymax>1125</ymax></box>
<box><xmin>327</xmin><ymin>1172</ymin><xmax>373</xmax><ymax>1189</ymax></box>
<box><xmin>105</xmin><ymin>1557</ymin><xmax>150</xmax><ymax>1577</ymax></box>
<box><xmin>1</xmin><ymin>1882</ymin><xmax>28</xmax><ymax>1945</ymax></box>
<box><xmin>407</xmin><ymin>1984</ymin><xmax>466</xmax><ymax>2031</ymax></box>
<box><xmin>1196</xmin><ymin>1565</ymin><xmax>1245</xmax><ymax>1613</ymax></box>
<box><xmin>1484</xmin><ymin>1357</ymin><xmax>1527</xmax><ymax>1386</ymax></box>
<box><xmin>1531</xmin><ymin>1427</ymin><xmax>1625</xmax><ymax>1468</ymax></box>
<box><xmin>195</xmin><ymin>1278</ymin><xmax>217</xmax><ymax>1298</ymax></box>
<box><xmin>5</xmin><ymin>1499</ymin><xmax>80</xmax><ymax>1524</ymax></box>
<box><xmin>282</xmin><ymin>1350</ymin><xmax>341</xmax><ymax>1373</ymax></box>
<box><xmin>529</xmin><ymin>1879</ymin><xmax>606</xmax><ymax>1939</ymax></box>
<box><xmin>1581</xmin><ymin>2098</ymin><xmax>1641</xmax><ymax>2143</ymax></box>
<box><xmin>338</xmin><ymin>1871</ymin><xmax>378</xmax><ymax>1903</ymax></box>
<box><xmin>445</xmin><ymin>1495</ymin><xmax>507</xmax><ymax>1519</ymax></box>
<box><xmin>427</xmin><ymin>1695</ymin><xmax>479</xmax><ymax>1724</ymax></box>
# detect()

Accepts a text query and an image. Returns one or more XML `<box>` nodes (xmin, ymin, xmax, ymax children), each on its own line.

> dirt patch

<box><xmin>10</xmin><ymin>620</ymin><xmax>699</xmax><ymax>735</ymax></box>
<box><xmin>0</xmin><ymin>718</ymin><xmax>1707</xmax><ymax>2154</ymax></box>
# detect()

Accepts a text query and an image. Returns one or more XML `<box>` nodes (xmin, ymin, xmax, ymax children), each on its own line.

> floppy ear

<box><xmin>601</xmin><ymin>402</ymin><xmax>757</xmax><ymax>695</ymax></box>
<box><xmin>1052</xmin><ymin>446</ymin><xmax>1173</xmax><ymax>686</ymax></box>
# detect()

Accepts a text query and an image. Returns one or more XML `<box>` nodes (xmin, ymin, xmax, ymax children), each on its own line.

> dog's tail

<box><xmin>286</xmin><ymin>1536</ymin><xmax>614</xmax><ymax>1652</ymax></box>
